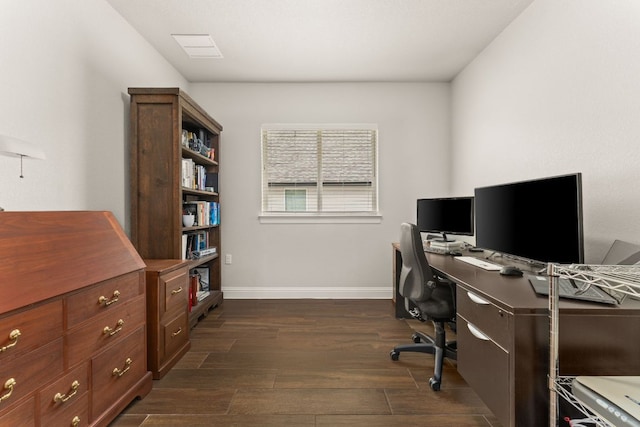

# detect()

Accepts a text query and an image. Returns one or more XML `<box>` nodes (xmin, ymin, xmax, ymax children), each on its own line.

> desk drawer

<box><xmin>457</xmin><ymin>314</ymin><xmax>510</xmax><ymax>425</ymax></box>
<box><xmin>91</xmin><ymin>326</ymin><xmax>147</xmax><ymax>418</ymax></box>
<box><xmin>163</xmin><ymin>267</ymin><xmax>189</xmax><ymax>315</ymax></box>
<box><xmin>162</xmin><ymin>310</ymin><xmax>189</xmax><ymax>360</ymax></box>
<box><xmin>39</xmin><ymin>362</ymin><xmax>89</xmax><ymax>425</ymax></box>
<box><xmin>457</xmin><ymin>288</ymin><xmax>511</xmax><ymax>349</ymax></box>
<box><xmin>0</xmin><ymin>338</ymin><xmax>63</xmax><ymax>409</ymax></box>
<box><xmin>0</xmin><ymin>300</ymin><xmax>63</xmax><ymax>364</ymax></box>
<box><xmin>66</xmin><ymin>295</ymin><xmax>146</xmax><ymax>367</ymax></box>
<box><xmin>66</xmin><ymin>271</ymin><xmax>143</xmax><ymax>328</ymax></box>
<box><xmin>0</xmin><ymin>396</ymin><xmax>35</xmax><ymax>427</ymax></box>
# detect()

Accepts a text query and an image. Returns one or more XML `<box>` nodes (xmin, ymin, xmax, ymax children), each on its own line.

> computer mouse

<box><xmin>448</xmin><ymin>251</ymin><xmax>463</xmax><ymax>256</ymax></box>
<box><xmin>499</xmin><ymin>266</ymin><xmax>523</xmax><ymax>277</ymax></box>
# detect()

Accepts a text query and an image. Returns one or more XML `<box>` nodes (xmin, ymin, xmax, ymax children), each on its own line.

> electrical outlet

<box><xmin>225</xmin><ymin>254</ymin><xmax>232</xmax><ymax>264</ymax></box>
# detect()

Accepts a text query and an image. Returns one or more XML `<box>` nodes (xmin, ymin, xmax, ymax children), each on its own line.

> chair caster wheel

<box><xmin>411</xmin><ymin>333</ymin><xmax>421</xmax><ymax>343</ymax></box>
<box><xmin>390</xmin><ymin>350</ymin><xmax>400</xmax><ymax>361</ymax></box>
<box><xmin>429</xmin><ymin>377</ymin><xmax>441</xmax><ymax>391</ymax></box>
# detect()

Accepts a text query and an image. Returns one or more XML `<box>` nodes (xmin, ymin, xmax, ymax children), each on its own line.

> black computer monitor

<box><xmin>416</xmin><ymin>197</ymin><xmax>474</xmax><ymax>242</ymax></box>
<box><xmin>474</xmin><ymin>173</ymin><xmax>584</xmax><ymax>264</ymax></box>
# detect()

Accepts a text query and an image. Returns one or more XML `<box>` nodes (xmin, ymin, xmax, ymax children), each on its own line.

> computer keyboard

<box><xmin>455</xmin><ymin>256</ymin><xmax>502</xmax><ymax>271</ymax></box>
<box><xmin>424</xmin><ymin>246</ymin><xmax>448</xmax><ymax>254</ymax></box>
<box><xmin>528</xmin><ymin>275</ymin><xmax>618</xmax><ymax>305</ymax></box>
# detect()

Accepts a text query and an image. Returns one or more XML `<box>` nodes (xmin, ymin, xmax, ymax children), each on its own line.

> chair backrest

<box><xmin>398</xmin><ymin>222</ymin><xmax>439</xmax><ymax>303</ymax></box>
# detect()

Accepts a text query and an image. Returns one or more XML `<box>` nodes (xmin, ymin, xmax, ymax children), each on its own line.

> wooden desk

<box><xmin>392</xmin><ymin>244</ymin><xmax>640</xmax><ymax>427</ymax></box>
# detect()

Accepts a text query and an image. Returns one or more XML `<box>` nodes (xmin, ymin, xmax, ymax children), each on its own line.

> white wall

<box><xmin>0</xmin><ymin>0</ymin><xmax>188</xmax><ymax>228</ymax></box>
<box><xmin>451</xmin><ymin>0</ymin><xmax>640</xmax><ymax>263</ymax></box>
<box><xmin>190</xmin><ymin>83</ymin><xmax>451</xmax><ymax>298</ymax></box>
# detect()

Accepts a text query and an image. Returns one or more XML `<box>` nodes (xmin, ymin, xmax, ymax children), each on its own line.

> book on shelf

<box><xmin>196</xmin><ymin>291</ymin><xmax>210</xmax><ymax>302</ymax></box>
<box><xmin>210</xmin><ymin>201</ymin><xmax>220</xmax><ymax>225</ymax></box>
<box><xmin>181</xmin><ymin>158</ymin><xmax>194</xmax><ymax>188</ymax></box>
<box><xmin>193</xmin><ymin>267</ymin><xmax>210</xmax><ymax>292</ymax></box>
<box><xmin>189</xmin><ymin>273</ymin><xmax>198</xmax><ymax>310</ymax></box>
<box><xmin>205</xmin><ymin>173</ymin><xmax>218</xmax><ymax>193</ymax></box>
<box><xmin>181</xmin><ymin>234</ymin><xmax>188</xmax><ymax>260</ymax></box>
<box><xmin>191</xmin><ymin>246</ymin><xmax>217</xmax><ymax>259</ymax></box>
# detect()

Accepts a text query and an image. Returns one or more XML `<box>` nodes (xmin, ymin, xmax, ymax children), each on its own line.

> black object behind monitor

<box><xmin>474</xmin><ymin>173</ymin><xmax>584</xmax><ymax>264</ymax></box>
<box><xmin>416</xmin><ymin>197</ymin><xmax>474</xmax><ymax>242</ymax></box>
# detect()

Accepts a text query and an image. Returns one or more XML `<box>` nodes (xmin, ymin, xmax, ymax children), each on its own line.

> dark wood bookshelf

<box><xmin>129</xmin><ymin>87</ymin><xmax>224</xmax><ymax>329</ymax></box>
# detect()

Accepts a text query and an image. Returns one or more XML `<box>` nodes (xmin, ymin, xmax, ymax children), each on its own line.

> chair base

<box><xmin>390</xmin><ymin>329</ymin><xmax>457</xmax><ymax>391</ymax></box>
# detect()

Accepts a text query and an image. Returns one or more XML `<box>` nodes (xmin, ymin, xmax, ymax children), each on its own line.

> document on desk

<box><xmin>455</xmin><ymin>256</ymin><xmax>502</xmax><ymax>271</ymax></box>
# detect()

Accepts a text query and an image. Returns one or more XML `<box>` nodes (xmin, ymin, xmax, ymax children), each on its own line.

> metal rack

<box><xmin>547</xmin><ymin>264</ymin><xmax>640</xmax><ymax>426</ymax></box>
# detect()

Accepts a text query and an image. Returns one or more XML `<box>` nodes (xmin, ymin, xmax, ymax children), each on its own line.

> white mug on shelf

<box><xmin>182</xmin><ymin>214</ymin><xmax>195</xmax><ymax>227</ymax></box>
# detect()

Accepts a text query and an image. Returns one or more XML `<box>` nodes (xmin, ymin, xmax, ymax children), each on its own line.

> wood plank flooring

<box><xmin>110</xmin><ymin>299</ymin><xmax>502</xmax><ymax>426</ymax></box>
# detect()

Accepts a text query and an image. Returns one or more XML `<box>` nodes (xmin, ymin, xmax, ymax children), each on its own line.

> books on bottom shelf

<box><xmin>189</xmin><ymin>267</ymin><xmax>211</xmax><ymax>311</ymax></box>
<box><xmin>196</xmin><ymin>291</ymin><xmax>211</xmax><ymax>302</ymax></box>
<box><xmin>193</xmin><ymin>267</ymin><xmax>210</xmax><ymax>292</ymax></box>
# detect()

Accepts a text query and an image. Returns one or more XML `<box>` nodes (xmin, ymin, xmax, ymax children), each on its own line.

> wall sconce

<box><xmin>0</xmin><ymin>134</ymin><xmax>46</xmax><ymax>178</ymax></box>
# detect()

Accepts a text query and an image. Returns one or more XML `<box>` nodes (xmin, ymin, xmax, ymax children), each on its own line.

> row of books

<box><xmin>189</xmin><ymin>267</ymin><xmax>211</xmax><ymax>311</ymax></box>
<box><xmin>181</xmin><ymin>232</ymin><xmax>217</xmax><ymax>260</ymax></box>
<box><xmin>183</xmin><ymin>201</ymin><xmax>220</xmax><ymax>227</ymax></box>
<box><xmin>181</xmin><ymin>158</ymin><xmax>218</xmax><ymax>192</ymax></box>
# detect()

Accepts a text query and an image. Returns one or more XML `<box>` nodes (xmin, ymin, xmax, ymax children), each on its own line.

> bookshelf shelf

<box><xmin>182</xmin><ymin>187</ymin><xmax>219</xmax><ymax>198</ymax></box>
<box><xmin>181</xmin><ymin>147</ymin><xmax>218</xmax><ymax>166</ymax></box>
<box><xmin>129</xmin><ymin>87</ymin><xmax>224</xmax><ymax>332</ymax></box>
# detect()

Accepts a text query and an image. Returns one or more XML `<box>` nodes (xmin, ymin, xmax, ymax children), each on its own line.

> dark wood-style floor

<box><xmin>110</xmin><ymin>299</ymin><xmax>502</xmax><ymax>426</ymax></box>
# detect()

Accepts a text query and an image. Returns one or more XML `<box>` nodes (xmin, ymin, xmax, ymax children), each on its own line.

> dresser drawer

<box><xmin>91</xmin><ymin>326</ymin><xmax>147</xmax><ymax>418</ymax></box>
<box><xmin>457</xmin><ymin>314</ymin><xmax>510</xmax><ymax>425</ymax></box>
<box><xmin>0</xmin><ymin>396</ymin><xmax>35</xmax><ymax>427</ymax></box>
<box><xmin>66</xmin><ymin>271</ymin><xmax>144</xmax><ymax>328</ymax></box>
<box><xmin>457</xmin><ymin>288</ymin><xmax>511</xmax><ymax>349</ymax></box>
<box><xmin>162</xmin><ymin>310</ymin><xmax>189</xmax><ymax>360</ymax></box>
<box><xmin>42</xmin><ymin>393</ymin><xmax>89</xmax><ymax>427</ymax></box>
<box><xmin>163</xmin><ymin>267</ymin><xmax>189</xmax><ymax>315</ymax></box>
<box><xmin>0</xmin><ymin>300</ymin><xmax>63</xmax><ymax>364</ymax></box>
<box><xmin>39</xmin><ymin>362</ymin><xmax>89</xmax><ymax>426</ymax></box>
<box><xmin>66</xmin><ymin>295</ymin><xmax>146</xmax><ymax>367</ymax></box>
<box><xmin>0</xmin><ymin>338</ymin><xmax>63</xmax><ymax>409</ymax></box>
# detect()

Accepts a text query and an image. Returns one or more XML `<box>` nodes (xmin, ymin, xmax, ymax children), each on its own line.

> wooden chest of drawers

<box><xmin>0</xmin><ymin>211</ymin><xmax>152</xmax><ymax>426</ymax></box>
<box><xmin>144</xmin><ymin>259</ymin><xmax>191</xmax><ymax>379</ymax></box>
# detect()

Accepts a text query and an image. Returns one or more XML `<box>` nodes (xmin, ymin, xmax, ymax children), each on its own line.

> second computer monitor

<box><xmin>416</xmin><ymin>197</ymin><xmax>474</xmax><ymax>242</ymax></box>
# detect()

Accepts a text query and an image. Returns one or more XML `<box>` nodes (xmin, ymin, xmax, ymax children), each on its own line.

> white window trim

<box><xmin>260</xmin><ymin>123</ymin><xmax>380</xmax><ymax>224</ymax></box>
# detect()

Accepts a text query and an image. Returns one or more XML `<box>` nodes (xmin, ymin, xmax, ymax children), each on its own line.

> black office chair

<box><xmin>390</xmin><ymin>222</ymin><xmax>457</xmax><ymax>391</ymax></box>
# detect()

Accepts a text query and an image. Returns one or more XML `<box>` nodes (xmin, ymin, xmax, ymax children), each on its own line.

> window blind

<box><xmin>261</xmin><ymin>126</ymin><xmax>378</xmax><ymax>214</ymax></box>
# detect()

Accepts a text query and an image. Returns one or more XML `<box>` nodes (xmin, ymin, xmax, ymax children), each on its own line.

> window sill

<box><xmin>258</xmin><ymin>213</ymin><xmax>383</xmax><ymax>224</ymax></box>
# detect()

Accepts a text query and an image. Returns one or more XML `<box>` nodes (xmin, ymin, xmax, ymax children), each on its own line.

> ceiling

<box><xmin>106</xmin><ymin>0</ymin><xmax>534</xmax><ymax>83</ymax></box>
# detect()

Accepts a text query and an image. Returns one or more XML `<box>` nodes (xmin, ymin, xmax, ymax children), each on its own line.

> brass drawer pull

<box><xmin>171</xmin><ymin>327</ymin><xmax>183</xmax><ymax>337</ymax></box>
<box><xmin>53</xmin><ymin>380</ymin><xmax>80</xmax><ymax>403</ymax></box>
<box><xmin>1</xmin><ymin>378</ymin><xmax>16</xmax><ymax>403</ymax></box>
<box><xmin>171</xmin><ymin>286</ymin><xmax>183</xmax><ymax>295</ymax></box>
<box><xmin>112</xmin><ymin>358</ymin><xmax>132</xmax><ymax>378</ymax></box>
<box><xmin>103</xmin><ymin>319</ymin><xmax>124</xmax><ymax>336</ymax></box>
<box><xmin>71</xmin><ymin>415</ymin><xmax>81</xmax><ymax>427</ymax></box>
<box><xmin>1</xmin><ymin>329</ymin><xmax>21</xmax><ymax>353</ymax></box>
<box><xmin>98</xmin><ymin>290</ymin><xmax>121</xmax><ymax>306</ymax></box>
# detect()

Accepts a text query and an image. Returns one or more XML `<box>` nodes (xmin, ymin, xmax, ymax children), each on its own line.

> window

<box><xmin>285</xmin><ymin>189</ymin><xmax>307</xmax><ymax>211</ymax></box>
<box><xmin>261</xmin><ymin>124</ymin><xmax>378</xmax><ymax>220</ymax></box>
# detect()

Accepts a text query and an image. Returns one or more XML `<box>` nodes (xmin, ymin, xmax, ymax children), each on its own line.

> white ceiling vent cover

<box><xmin>172</xmin><ymin>34</ymin><xmax>223</xmax><ymax>59</ymax></box>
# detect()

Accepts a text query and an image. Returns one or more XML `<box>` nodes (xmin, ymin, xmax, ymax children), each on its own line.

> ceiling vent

<box><xmin>172</xmin><ymin>34</ymin><xmax>223</xmax><ymax>59</ymax></box>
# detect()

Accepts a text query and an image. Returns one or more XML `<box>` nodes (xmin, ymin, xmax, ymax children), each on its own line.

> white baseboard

<box><xmin>221</xmin><ymin>286</ymin><xmax>392</xmax><ymax>300</ymax></box>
